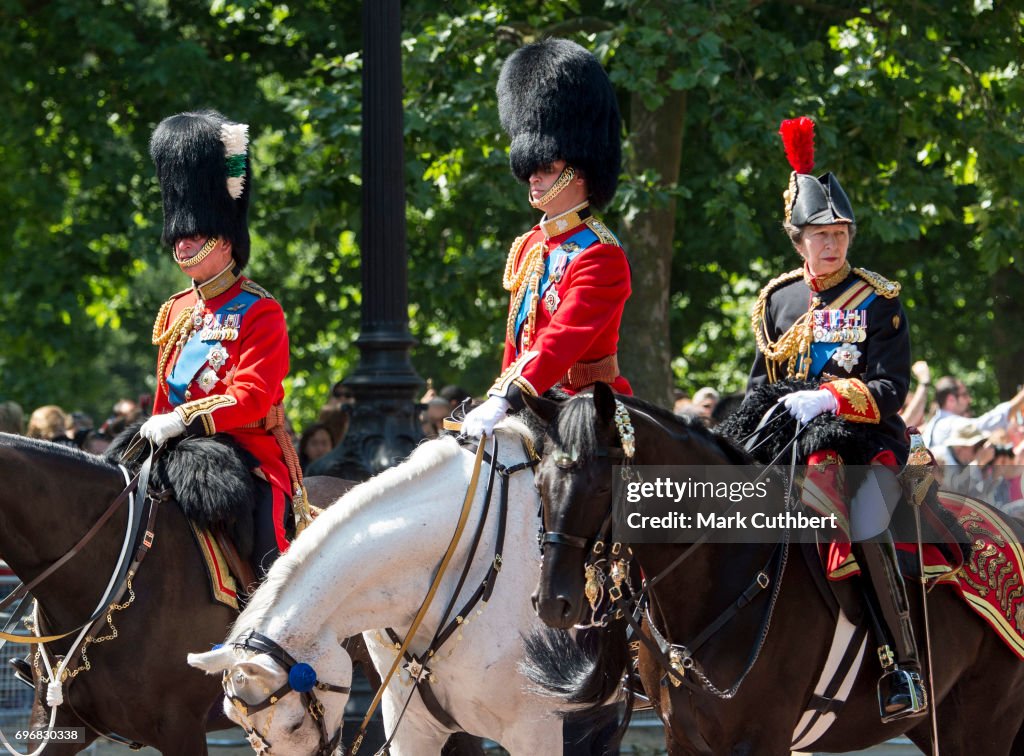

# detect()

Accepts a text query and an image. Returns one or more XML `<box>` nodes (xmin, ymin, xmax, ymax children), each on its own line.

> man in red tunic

<box><xmin>141</xmin><ymin>110</ymin><xmax>306</xmax><ymax>568</ymax></box>
<box><xmin>464</xmin><ymin>39</ymin><xmax>632</xmax><ymax>437</ymax></box>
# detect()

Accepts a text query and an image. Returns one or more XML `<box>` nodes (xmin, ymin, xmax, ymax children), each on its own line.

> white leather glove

<box><xmin>780</xmin><ymin>389</ymin><xmax>838</xmax><ymax>424</ymax></box>
<box><xmin>140</xmin><ymin>412</ymin><xmax>187</xmax><ymax>445</ymax></box>
<box><xmin>462</xmin><ymin>397</ymin><xmax>511</xmax><ymax>438</ymax></box>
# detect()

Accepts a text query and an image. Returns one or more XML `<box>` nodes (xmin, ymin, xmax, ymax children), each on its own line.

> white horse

<box><xmin>188</xmin><ymin>424</ymin><xmax>565</xmax><ymax>755</ymax></box>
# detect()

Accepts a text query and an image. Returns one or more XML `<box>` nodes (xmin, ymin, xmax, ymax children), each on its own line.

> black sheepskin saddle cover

<box><xmin>104</xmin><ymin>422</ymin><xmax>256</xmax><ymax>558</ymax></box>
<box><xmin>716</xmin><ymin>378</ymin><xmax>888</xmax><ymax>467</ymax></box>
<box><xmin>717</xmin><ymin>381</ymin><xmax>970</xmax><ymax>564</ymax></box>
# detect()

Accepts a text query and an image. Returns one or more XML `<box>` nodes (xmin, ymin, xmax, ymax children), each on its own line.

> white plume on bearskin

<box><xmin>220</xmin><ymin>122</ymin><xmax>249</xmax><ymax>200</ymax></box>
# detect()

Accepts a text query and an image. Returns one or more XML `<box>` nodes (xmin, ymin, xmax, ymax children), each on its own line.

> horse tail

<box><xmin>520</xmin><ymin>619</ymin><xmax>629</xmax><ymax>712</ymax></box>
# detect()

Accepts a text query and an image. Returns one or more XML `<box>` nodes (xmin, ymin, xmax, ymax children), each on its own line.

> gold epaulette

<box><xmin>585</xmin><ymin>216</ymin><xmax>619</xmax><ymax>246</ymax></box>
<box><xmin>852</xmin><ymin>268</ymin><xmax>900</xmax><ymax>299</ymax></box>
<box><xmin>241</xmin><ymin>279</ymin><xmax>275</xmax><ymax>300</ymax></box>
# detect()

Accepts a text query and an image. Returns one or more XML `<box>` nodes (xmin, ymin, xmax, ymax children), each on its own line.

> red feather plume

<box><xmin>778</xmin><ymin>117</ymin><xmax>815</xmax><ymax>174</ymax></box>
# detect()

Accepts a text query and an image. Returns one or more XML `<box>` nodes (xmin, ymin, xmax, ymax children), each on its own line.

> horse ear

<box><xmin>187</xmin><ymin>645</ymin><xmax>235</xmax><ymax>674</ymax></box>
<box><xmin>593</xmin><ymin>382</ymin><xmax>617</xmax><ymax>425</ymax></box>
<box><xmin>521</xmin><ymin>392</ymin><xmax>560</xmax><ymax>425</ymax></box>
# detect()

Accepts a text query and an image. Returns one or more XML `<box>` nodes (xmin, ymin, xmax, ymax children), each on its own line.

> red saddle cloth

<box><xmin>817</xmin><ymin>489</ymin><xmax>1024</xmax><ymax>660</ymax></box>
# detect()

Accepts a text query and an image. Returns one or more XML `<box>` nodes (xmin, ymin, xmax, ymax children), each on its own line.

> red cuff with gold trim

<box><xmin>821</xmin><ymin>378</ymin><xmax>881</xmax><ymax>424</ymax></box>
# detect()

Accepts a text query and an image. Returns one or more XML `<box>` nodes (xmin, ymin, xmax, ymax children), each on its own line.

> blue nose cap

<box><xmin>289</xmin><ymin>662</ymin><xmax>318</xmax><ymax>693</ymax></box>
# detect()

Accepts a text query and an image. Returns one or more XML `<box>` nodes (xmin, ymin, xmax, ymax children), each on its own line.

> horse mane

<box><xmin>546</xmin><ymin>392</ymin><xmax>752</xmax><ymax>466</ymax></box>
<box><xmin>0</xmin><ymin>431</ymin><xmax>112</xmax><ymax>467</ymax></box>
<box><xmin>618</xmin><ymin>393</ymin><xmax>753</xmax><ymax>465</ymax></box>
<box><xmin>232</xmin><ymin>434</ymin><xmax>466</xmax><ymax>637</ymax></box>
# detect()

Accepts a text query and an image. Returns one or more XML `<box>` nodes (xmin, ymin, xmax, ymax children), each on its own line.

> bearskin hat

<box><xmin>497</xmin><ymin>38</ymin><xmax>621</xmax><ymax>209</ymax></box>
<box><xmin>150</xmin><ymin>110</ymin><xmax>252</xmax><ymax>268</ymax></box>
<box><xmin>779</xmin><ymin>117</ymin><xmax>855</xmax><ymax>226</ymax></box>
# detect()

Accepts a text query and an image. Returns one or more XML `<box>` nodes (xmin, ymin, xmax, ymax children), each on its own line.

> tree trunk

<box><xmin>990</xmin><ymin>269</ymin><xmax>1024</xmax><ymax>398</ymax></box>
<box><xmin>619</xmin><ymin>87</ymin><xmax>687</xmax><ymax>408</ymax></box>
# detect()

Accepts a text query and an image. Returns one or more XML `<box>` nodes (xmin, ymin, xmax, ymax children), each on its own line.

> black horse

<box><xmin>0</xmin><ymin>431</ymin><xmax>355</xmax><ymax>754</ymax></box>
<box><xmin>522</xmin><ymin>384</ymin><xmax>1024</xmax><ymax>755</ymax></box>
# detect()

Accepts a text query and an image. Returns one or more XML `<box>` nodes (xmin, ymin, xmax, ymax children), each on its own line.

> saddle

<box><xmin>105</xmin><ymin>424</ymin><xmax>260</xmax><ymax>606</ymax></box>
<box><xmin>718</xmin><ymin>384</ymin><xmax>1024</xmax><ymax>659</ymax></box>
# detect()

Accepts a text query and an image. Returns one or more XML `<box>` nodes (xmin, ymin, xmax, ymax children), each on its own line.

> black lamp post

<box><xmin>308</xmin><ymin>0</ymin><xmax>423</xmax><ymax>481</ymax></box>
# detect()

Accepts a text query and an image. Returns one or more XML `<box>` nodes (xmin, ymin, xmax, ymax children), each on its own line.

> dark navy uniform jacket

<box><xmin>748</xmin><ymin>264</ymin><xmax>911</xmax><ymax>463</ymax></box>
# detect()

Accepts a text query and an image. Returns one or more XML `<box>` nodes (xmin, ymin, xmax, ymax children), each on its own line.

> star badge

<box><xmin>834</xmin><ymin>343</ymin><xmax>862</xmax><ymax>373</ymax></box>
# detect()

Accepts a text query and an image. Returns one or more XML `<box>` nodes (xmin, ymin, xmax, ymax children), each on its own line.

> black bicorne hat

<box><xmin>497</xmin><ymin>38</ymin><xmax>621</xmax><ymax>209</ymax></box>
<box><xmin>150</xmin><ymin>110</ymin><xmax>251</xmax><ymax>267</ymax></box>
<box><xmin>779</xmin><ymin>117</ymin><xmax>855</xmax><ymax>226</ymax></box>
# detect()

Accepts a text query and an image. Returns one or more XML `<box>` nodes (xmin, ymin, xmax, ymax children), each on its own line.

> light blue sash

<box><xmin>167</xmin><ymin>290</ymin><xmax>259</xmax><ymax>405</ymax></box>
<box><xmin>513</xmin><ymin>227</ymin><xmax>599</xmax><ymax>348</ymax></box>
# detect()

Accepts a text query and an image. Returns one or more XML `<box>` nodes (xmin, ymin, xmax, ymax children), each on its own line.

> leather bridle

<box><xmin>537</xmin><ymin>404</ymin><xmax>639</xmax><ymax>628</ymax></box>
<box><xmin>224</xmin><ymin>630</ymin><xmax>351</xmax><ymax>756</ymax></box>
<box><xmin>534</xmin><ymin>398</ymin><xmax>793</xmax><ymax>705</ymax></box>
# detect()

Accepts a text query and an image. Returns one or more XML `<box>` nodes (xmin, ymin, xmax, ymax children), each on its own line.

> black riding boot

<box><xmin>852</xmin><ymin>531</ymin><xmax>927</xmax><ymax>723</ymax></box>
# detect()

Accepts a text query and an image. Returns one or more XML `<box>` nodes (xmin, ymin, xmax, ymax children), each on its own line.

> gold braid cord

<box><xmin>261</xmin><ymin>404</ymin><xmax>316</xmax><ymax>534</ymax></box>
<box><xmin>503</xmin><ymin>237</ymin><xmax>546</xmax><ymax>348</ymax></box>
<box><xmin>152</xmin><ymin>296</ymin><xmax>196</xmax><ymax>396</ymax></box>
<box><xmin>751</xmin><ymin>268</ymin><xmax>814</xmax><ymax>382</ymax></box>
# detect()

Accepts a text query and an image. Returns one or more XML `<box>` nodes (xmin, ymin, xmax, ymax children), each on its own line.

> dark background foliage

<box><xmin>1</xmin><ymin>0</ymin><xmax>1021</xmax><ymax>426</ymax></box>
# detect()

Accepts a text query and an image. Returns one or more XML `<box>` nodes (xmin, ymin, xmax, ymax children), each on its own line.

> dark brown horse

<box><xmin>0</xmin><ymin>431</ymin><xmax>355</xmax><ymax>755</ymax></box>
<box><xmin>522</xmin><ymin>384</ymin><xmax>1024</xmax><ymax>755</ymax></box>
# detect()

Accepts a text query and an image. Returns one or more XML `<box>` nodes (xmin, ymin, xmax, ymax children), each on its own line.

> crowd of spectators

<box><xmin>0</xmin><ymin>378</ymin><xmax>476</xmax><ymax>478</ymax></box>
<box><xmin>908</xmin><ymin>365</ymin><xmax>1024</xmax><ymax>518</ymax></box>
<box><xmin>3</xmin><ymin>398</ymin><xmax>152</xmax><ymax>454</ymax></box>
<box><xmin>10</xmin><ymin>367</ymin><xmax>1023</xmax><ymax>519</ymax></box>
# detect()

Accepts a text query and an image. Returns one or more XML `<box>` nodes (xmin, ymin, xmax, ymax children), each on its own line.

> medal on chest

<box><xmin>544</xmin><ymin>288</ymin><xmax>561</xmax><ymax>314</ymax></box>
<box><xmin>833</xmin><ymin>343</ymin><xmax>862</xmax><ymax>373</ymax></box>
<box><xmin>812</xmin><ymin>309</ymin><xmax>868</xmax><ymax>343</ymax></box>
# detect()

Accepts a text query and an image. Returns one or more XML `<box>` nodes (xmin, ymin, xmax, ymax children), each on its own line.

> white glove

<box><xmin>780</xmin><ymin>389</ymin><xmax>838</xmax><ymax>424</ymax></box>
<box><xmin>462</xmin><ymin>396</ymin><xmax>511</xmax><ymax>438</ymax></box>
<box><xmin>140</xmin><ymin>412</ymin><xmax>187</xmax><ymax>445</ymax></box>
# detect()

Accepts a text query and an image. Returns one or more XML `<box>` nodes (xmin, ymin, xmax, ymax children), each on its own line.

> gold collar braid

<box><xmin>803</xmin><ymin>262</ymin><xmax>851</xmax><ymax>292</ymax></box>
<box><xmin>194</xmin><ymin>263</ymin><xmax>241</xmax><ymax>300</ymax></box>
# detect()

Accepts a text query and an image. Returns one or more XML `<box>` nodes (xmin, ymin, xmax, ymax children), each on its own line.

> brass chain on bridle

<box><xmin>539</xmin><ymin>399</ymin><xmax>641</xmax><ymax>629</ymax></box>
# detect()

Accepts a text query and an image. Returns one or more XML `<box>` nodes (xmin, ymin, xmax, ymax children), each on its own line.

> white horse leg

<box><xmin>378</xmin><ymin>687</ymin><xmax>452</xmax><ymax>756</ymax></box>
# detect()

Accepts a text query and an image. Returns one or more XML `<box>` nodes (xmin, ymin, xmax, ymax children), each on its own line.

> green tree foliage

<box><xmin>1</xmin><ymin>0</ymin><xmax>1021</xmax><ymax>425</ymax></box>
